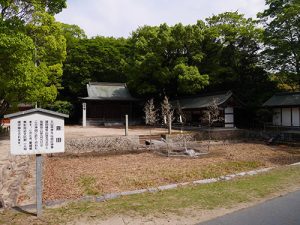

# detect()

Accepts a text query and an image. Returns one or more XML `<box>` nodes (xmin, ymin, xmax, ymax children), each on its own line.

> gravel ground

<box><xmin>42</xmin><ymin>143</ymin><xmax>300</xmax><ymax>201</ymax></box>
<box><xmin>65</xmin><ymin>126</ymin><xmax>168</xmax><ymax>138</ymax></box>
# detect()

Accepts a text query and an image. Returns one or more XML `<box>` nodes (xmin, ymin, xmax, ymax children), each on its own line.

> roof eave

<box><xmin>79</xmin><ymin>97</ymin><xmax>140</xmax><ymax>101</ymax></box>
<box><xmin>263</xmin><ymin>104</ymin><xmax>300</xmax><ymax>107</ymax></box>
<box><xmin>4</xmin><ymin>108</ymin><xmax>69</xmax><ymax>119</ymax></box>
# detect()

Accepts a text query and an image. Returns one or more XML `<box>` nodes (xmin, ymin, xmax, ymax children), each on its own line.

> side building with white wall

<box><xmin>263</xmin><ymin>92</ymin><xmax>300</xmax><ymax>128</ymax></box>
<box><xmin>173</xmin><ymin>91</ymin><xmax>243</xmax><ymax>128</ymax></box>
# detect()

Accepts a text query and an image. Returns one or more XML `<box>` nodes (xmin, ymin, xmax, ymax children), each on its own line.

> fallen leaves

<box><xmin>43</xmin><ymin>143</ymin><xmax>300</xmax><ymax>201</ymax></box>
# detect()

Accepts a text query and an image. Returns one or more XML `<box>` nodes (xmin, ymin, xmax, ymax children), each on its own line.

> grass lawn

<box><xmin>2</xmin><ymin>164</ymin><xmax>300</xmax><ymax>225</ymax></box>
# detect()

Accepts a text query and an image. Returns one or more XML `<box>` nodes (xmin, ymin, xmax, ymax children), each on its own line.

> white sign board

<box><xmin>9</xmin><ymin>112</ymin><xmax>65</xmax><ymax>155</ymax></box>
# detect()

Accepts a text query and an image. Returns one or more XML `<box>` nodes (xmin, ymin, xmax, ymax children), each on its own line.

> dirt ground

<box><xmin>65</xmin><ymin>126</ymin><xmax>168</xmax><ymax>138</ymax></box>
<box><xmin>40</xmin><ymin>143</ymin><xmax>300</xmax><ymax>201</ymax></box>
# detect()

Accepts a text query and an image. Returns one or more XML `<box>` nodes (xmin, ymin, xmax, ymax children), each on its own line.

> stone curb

<box><xmin>16</xmin><ymin>163</ymin><xmax>299</xmax><ymax>210</ymax></box>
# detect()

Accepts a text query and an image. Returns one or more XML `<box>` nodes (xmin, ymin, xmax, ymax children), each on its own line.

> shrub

<box><xmin>46</xmin><ymin>100</ymin><xmax>73</xmax><ymax>115</ymax></box>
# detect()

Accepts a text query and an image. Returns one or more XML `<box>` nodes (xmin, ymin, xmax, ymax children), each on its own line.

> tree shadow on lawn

<box><xmin>12</xmin><ymin>206</ymin><xmax>36</xmax><ymax>216</ymax></box>
<box><xmin>269</xmin><ymin>155</ymin><xmax>300</xmax><ymax>165</ymax></box>
<box><xmin>268</xmin><ymin>146</ymin><xmax>300</xmax><ymax>165</ymax></box>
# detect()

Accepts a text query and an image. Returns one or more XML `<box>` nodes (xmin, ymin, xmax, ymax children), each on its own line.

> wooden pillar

<box><xmin>82</xmin><ymin>102</ymin><xmax>86</xmax><ymax>127</ymax></box>
<box><xmin>168</xmin><ymin>114</ymin><xmax>172</xmax><ymax>134</ymax></box>
<box><xmin>125</xmin><ymin>114</ymin><xmax>128</xmax><ymax>136</ymax></box>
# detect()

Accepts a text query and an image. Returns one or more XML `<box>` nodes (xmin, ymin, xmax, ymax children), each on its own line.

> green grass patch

<box><xmin>159</xmin><ymin>161</ymin><xmax>263</xmax><ymax>183</ymax></box>
<box><xmin>201</xmin><ymin>161</ymin><xmax>263</xmax><ymax>179</ymax></box>
<box><xmin>2</xmin><ymin>165</ymin><xmax>300</xmax><ymax>225</ymax></box>
<box><xmin>79</xmin><ymin>176</ymin><xmax>100</xmax><ymax>196</ymax></box>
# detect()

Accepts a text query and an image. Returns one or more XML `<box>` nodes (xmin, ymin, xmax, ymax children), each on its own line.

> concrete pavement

<box><xmin>199</xmin><ymin>190</ymin><xmax>300</xmax><ymax>225</ymax></box>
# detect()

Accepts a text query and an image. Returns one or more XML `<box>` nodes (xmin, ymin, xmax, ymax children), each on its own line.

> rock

<box><xmin>17</xmin><ymin>162</ymin><xmax>28</xmax><ymax>168</ymax></box>
<box><xmin>184</xmin><ymin>149</ymin><xmax>196</xmax><ymax>157</ymax></box>
<box><xmin>157</xmin><ymin>184</ymin><xmax>178</xmax><ymax>191</ymax></box>
<box><xmin>193</xmin><ymin>178</ymin><xmax>219</xmax><ymax>184</ymax></box>
<box><xmin>0</xmin><ymin>196</ymin><xmax>4</xmax><ymax>209</ymax></box>
<box><xmin>8</xmin><ymin>191</ymin><xmax>18</xmax><ymax>206</ymax></box>
<box><xmin>103</xmin><ymin>193</ymin><xmax>120</xmax><ymax>200</ymax></box>
<box><xmin>147</xmin><ymin>187</ymin><xmax>159</xmax><ymax>193</ymax></box>
<box><xmin>145</xmin><ymin>140</ymin><xmax>167</xmax><ymax>146</ymax></box>
<box><xmin>80</xmin><ymin>196</ymin><xmax>95</xmax><ymax>202</ymax></box>
<box><xmin>120</xmin><ymin>189</ymin><xmax>147</xmax><ymax>196</ymax></box>
<box><xmin>65</xmin><ymin>136</ymin><xmax>140</xmax><ymax>154</ymax></box>
<box><xmin>237</xmin><ymin>172</ymin><xmax>246</xmax><ymax>176</ymax></box>
<box><xmin>0</xmin><ymin>152</ymin><xmax>30</xmax><ymax>208</ymax></box>
<box><xmin>247</xmin><ymin>171</ymin><xmax>258</xmax><ymax>176</ymax></box>
<box><xmin>179</xmin><ymin>182</ymin><xmax>190</xmax><ymax>186</ymax></box>
<box><xmin>45</xmin><ymin>199</ymin><xmax>69</xmax><ymax>207</ymax></box>
<box><xmin>95</xmin><ymin>196</ymin><xmax>105</xmax><ymax>202</ymax></box>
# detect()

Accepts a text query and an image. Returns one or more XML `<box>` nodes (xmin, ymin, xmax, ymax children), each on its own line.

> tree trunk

<box><xmin>0</xmin><ymin>100</ymin><xmax>9</xmax><ymax>115</ymax></box>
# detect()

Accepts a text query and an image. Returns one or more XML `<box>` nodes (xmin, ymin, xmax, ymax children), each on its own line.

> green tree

<box><xmin>175</xmin><ymin>63</ymin><xmax>209</xmax><ymax>94</ymax></box>
<box><xmin>202</xmin><ymin>12</ymin><xmax>276</xmax><ymax>107</ymax></box>
<box><xmin>127</xmin><ymin>22</ymin><xmax>209</xmax><ymax>98</ymax></box>
<box><xmin>60</xmin><ymin>23</ymin><xmax>87</xmax><ymax>47</ymax></box>
<box><xmin>0</xmin><ymin>0</ymin><xmax>66</xmax><ymax>21</ymax></box>
<box><xmin>259</xmin><ymin>0</ymin><xmax>300</xmax><ymax>90</ymax></box>
<box><xmin>0</xmin><ymin>32</ymin><xmax>36</xmax><ymax>104</ymax></box>
<box><xmin>62</xmin><ymin>36</ymin><xmax>130</xmax><ymax>99</ymax></box>
<box><xmin>45</xmin><ymin>100</ymin><xmax>73</xmax><ymax>114</ymax></box>
<box><xmin>0</xmin><ymin>1</ymin><xmax>66</xmax><ymax>107</ymax></box>
<box><xmin>26</xmin><ymin>12</ymin><xmax>67</xmax><ymax>103</ymax></box>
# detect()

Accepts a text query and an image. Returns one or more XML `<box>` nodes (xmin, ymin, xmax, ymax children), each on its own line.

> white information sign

<box><xmin>9</xmin><ymin>112</ymin><xmax>65</xmax><ymax>155</ymax></box>
<box><xmin>5</xmin><ymin>108</ymin><xmax>68</xmax><ymax>216</ymax></box>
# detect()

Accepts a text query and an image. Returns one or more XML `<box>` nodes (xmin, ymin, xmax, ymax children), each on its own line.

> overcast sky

<box><xmin>55</xmin><ymin>0</ymin><xmax>267</xmax><ymax>38</ymax></box>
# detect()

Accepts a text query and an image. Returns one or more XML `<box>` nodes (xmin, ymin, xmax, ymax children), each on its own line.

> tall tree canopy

<box><xmin>0</xmin><ymin>0</ymin><xmax>66</xmax><ymax>21</ymax></box>
<box><xmin>26</xmin><ymin>12</ymin><xmax>67</xmax><ymax>103</ymax></box>
<box><xmin>259</xmin><ymin>0</ymin><xmax>300</xmax><ymax>91</ymax></box>
<box><xmin>127</xmin><ymin>23</ymin><xmax>209</xmax><ymax>98</ymax></box>
<box><xmin>60</xmin><ymin>23</ymin><xmax>87</xmax><ymax>47</ymax></box>
<box><xmin>62</xmin><ymin>36</ymin><xmax>130</xmax><ymax>100</ymax></box>
<box><xmin>0</xmin><ymin>0</ymin><xmax>66</xmax><ymax>106</ymax></box>
<box><xmin>201</xmin><ymin>12</ymin><xmax>276</xmax><ymax>106</ymax></box>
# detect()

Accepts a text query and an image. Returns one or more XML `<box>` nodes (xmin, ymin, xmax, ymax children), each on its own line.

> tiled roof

<box><xmin>263</xmin><ymin>92</ymin><xmax>300</xmax><ymax>107</ymax></box>
<box><xmin>80</xmin><ymin>82</ymin><xmax>137</xmax><ymax>101</ymax></box>
<box><xmin>174</xmin><ymin>91</ymin><xmax>233</xmax><ymax>109</ymax></box>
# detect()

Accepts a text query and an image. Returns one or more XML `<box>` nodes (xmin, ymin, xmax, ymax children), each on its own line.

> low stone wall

<box><xmin>194</xmin><ymin>129</ymin><xmax>246</xmax><ymax>140</ymax></box>
<box><xmin>0</xmin><ymin>153</ymin><xmax>29</xmax><ymax>208</ymax></box>
<box><xmin>166</xmin><ymin>129</ymin><xmax>300</xmax><ymax>145</ymax></box>
<box><xmin>164</xmin><ymin>129</ymin><xmax>246</xmax><ymax>142</ymax></box>
<box><xmin>65</xmin><ymin>135</ymin><xmax>140</xmax><ymax>154</ymax></box>
<box><xmin>162</xmin><ymin>133</ymin><xmax>195</xmax><ymax>146</ymax></box>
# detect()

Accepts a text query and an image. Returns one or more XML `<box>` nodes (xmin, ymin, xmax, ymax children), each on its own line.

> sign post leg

<box><xmin>36</xmin><ymin>154</ymin><xmax>43</xmax><ymax>217</ymax></box>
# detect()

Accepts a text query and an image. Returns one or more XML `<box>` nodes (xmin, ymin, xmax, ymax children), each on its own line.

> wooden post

<box><xmin>82</xmin><ymin>103</ymin><xmax>86</xmax><ymax>127</ymax></box>
<box><xmin>168</xmin><ymin>114</ymin><xmax>172</xmax><ymax>134</ymax></box>
<box><xmin>125</xmin><ymin>115</ymin><xmax>128</xmax><ymax>136</ymax></box>
<box><xmin>36</xmin><ymin>154</ymin><xmax>43</xmax><ymax>217</ymax></box>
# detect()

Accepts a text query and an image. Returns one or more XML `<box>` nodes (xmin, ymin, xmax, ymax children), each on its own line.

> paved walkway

<box><xmin>199</xmin><ymin>190</ymin><xmax>300</xmax><ymax>225</ymax></box>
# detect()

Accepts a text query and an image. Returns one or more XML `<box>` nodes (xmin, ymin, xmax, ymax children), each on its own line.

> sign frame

<box><xmin>5</xmin><ymin>108</ymin><xmax>68</xmax><ymax>217</ymax></box>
